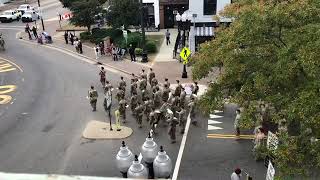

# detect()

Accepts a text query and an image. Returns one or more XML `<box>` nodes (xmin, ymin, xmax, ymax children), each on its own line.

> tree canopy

<box><xmin>69</xmin><ymin>0</ymin><xmax>102</xmax><ymax>32</ymax></box>
<box><xmin>106</xmin><ymin>0</ymin><xmax>140</xmax><ymax>29</ymax></box>
<box><xmin>191</xmin><ymin>0</ymin><xmax>320</xmax><ymax>177</ymax></box>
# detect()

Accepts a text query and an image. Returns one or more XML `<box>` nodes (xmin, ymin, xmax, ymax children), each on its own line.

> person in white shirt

<box><xmin>94</xmin><ymin>46</ymin><xmax>100</xmax><ymax>60</ymax></box>
<box><xmin>231</xmin><ymin>168</ymin><xmax>241</xmax><ymax>180</ymax></box>
<box><xmin>234</xmin><ymin>109</ymin><xmax>241</xmax><ymax>139</ymax></box>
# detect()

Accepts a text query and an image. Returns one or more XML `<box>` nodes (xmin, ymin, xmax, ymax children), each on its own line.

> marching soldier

<box><xmin>144</xmin><ymin>97</ymin><xmax>154</xmax><ymax>122</ymax></box>
<box><xmin>135</xmin><ymin>102</ymin><xmax>144</xmax><ymax>128</ymax></box>
<box><xmin>130</xmin><ymin>79</ymin><xmax>138</xmax><ymax>96</ymax></box>
<box><xmin>104</xmin><ymin>80</ymin><xmax>113</xmax><ymax>94</ymax></box>
<box><xmin>167</xmin><ymin>109</ymin><xmax>179</xmax><ymax>143</ymax></box>
<box><xmin>174</xmin><ymin>79</ymin><xmax>182</xmax><ymax>97</ymax></box>
<box><xmin>188</xmin><ymin>95</ymin><xmax>197</xmax><ymax>125</ymax></box>
<box><xmin>171</xmin><ymin>95</ymin><xmax>180</xmax><ymax>117</ymax></box>
<box><xmin>153</xmin><ymin>86</ymin><xmax>162</xmax><ymax>108</ymax></box>
<box><xmin>119</xmin><ymin>98</ymin><xmax>128</xmax><ymax>123</ymax></box>
<box><xmin>179</xmin><ymin>87</ymin><xmax>186</xmax><ymax>108</ymax></box>
<box><xmin>131</xmin><ymin>73</ymin><xmax>138</xmax><ymax>83</ymax></box>
<box><xmin>162</xmin><ymin>84</ymin><xmax>170</xmax><ymax>102</ymax></box>
<box><xmin>130</xmin><ymin>91</ymin><xmax>138</xmax><ymax>116</ymax></box>
<box><xmin>151</xmin><ymin>77</ymin><xmax>158</xmax><ymax>89</ymax></box>
<box><xmin>141</xmin><ymin>89</ymin><xmax>149</xmax><ymax>102</ymax></box>
<box><xmin>159</xmin><ymin>101</ymin><xmax>170</xmax><ymax>126</ymax></box>
<box><xmin>99</xmin><ymin>67</ymin><xmax>106</xmax><ymax>87</ymax></box>
<box><xmin>116</xmin><ymin>88</ymin><xmax>125</xmax><ymax>102</ymax></box>
<box><xmin>148</xmin><ymin>68</ymin><xmax>155</xmax><ymax>85</ymax></box>
<box><xmin>118</xmin><ymin>76</ymin><xmax>126</xmax><ymax>91</ymax></box>
<box><xmin>177</xmin><ymin>107</ymin><xmax>186</xmax><ymax>134</ymax></box>
<box><xmin>88</xmin><ymin>86</ymin><xmax>98</xmax><ymax>111</ymax></box>
<box><xmin>140</xmin><ymin>69</ymin><xmax>147</xmax><ymax>81</ymax></box>
<box><xmin>139</xmin><ymin>77</ymin><xmax>147</xmax><ymax>91</ymax></box>
<box><xmin>163</xmin><ymin>78</ymin><xmax>170</xmax><ymax>89</ymax></box>
<box><xmin>149</xmin><ymin>110</ymin><xmax>157</xmax><ymax>134</ymax></box>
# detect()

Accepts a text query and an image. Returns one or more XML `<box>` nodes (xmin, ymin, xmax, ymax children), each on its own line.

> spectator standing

<box><xmin>234</xmin><ymin>109</ymin><xmax>241</xmax><ymax>139</ymax></box>
<box><xmin>69</xmin><ymin>33</ymin><xmax>74</xmax><ymax>45</ymax></box>
<box><xmin>74</xmin><ymin>38</ymin><xmax>79</xmax><ymax>53</ymax></box>
<box><xmin>99</xmin><ymin>42</ymin><xmax>105</xmax><ymax>56</ymax></box>
<box><xmin>231</xmin><ymin>168</ymin><xmax>241</xmax><ymax>180</ymax></box>
<box><xmin>165</xmin><ymin>29</ymin><xmax>170</xmax><ymax>45</ymax></box>
<box><xmin>32</xmin><ymin>26</ymin><xmax>38</xmax><ymax>39</ymax></box>
<box><xmin>94</xmin><ymin>46</ymin><xmax>100</xmax><ymax>59</ymax></box>
<box><xmin>78</xmin><ymin>40</ymin><xmax>83</xmax><ymax>54</ymax></box>
<box><xmin>129</xmin><ymin>44</ymin><xmax>136</xmax><ymax>62</ymax></box>
<box><xmin>64</xmin><ymin>31</ymin><xmax>68</xmax><ymax>44</ymax></box>
<box><xmin>112</xmin><ymin>47</ymin><xmax>118</xmax><ymax>61</ymax></box>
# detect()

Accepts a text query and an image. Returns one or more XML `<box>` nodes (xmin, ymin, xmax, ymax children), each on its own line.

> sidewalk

<box><xmin>19</xmin><ymin>28</ymin><xmax>210</xmax><ymax>85</ymax></box>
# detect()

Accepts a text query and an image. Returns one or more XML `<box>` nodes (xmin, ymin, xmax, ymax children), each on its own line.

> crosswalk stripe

<box><xmin>208</xmin><ymin>125</ymin><xmax>223</xmax><ymax>130</ymax></box>
<box><xmin>208</xmin><ymin>120</ymin><xmax>222</xmax><ymax>124</ymax></box>
<box><xmin>210</xmin><ymin>114</ymin><xmax>223</xmax><ymax>119</ymax></box>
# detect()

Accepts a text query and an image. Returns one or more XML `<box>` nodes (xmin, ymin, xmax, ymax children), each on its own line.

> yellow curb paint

<box><xmin>0</xmin><ymin>58</ymin><xmax>23</xmax><ymax>72</ymax></box>
<box><xmin>0</xmin><ymin>85</ymin><xmax>17</xmax><ymax>105</ymax></box>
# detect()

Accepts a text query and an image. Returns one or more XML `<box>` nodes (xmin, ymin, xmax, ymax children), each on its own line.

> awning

<box><xmin>195</xmin><ymin>26</ymin><xmax>214</xmax><ymax>37</ymax></box>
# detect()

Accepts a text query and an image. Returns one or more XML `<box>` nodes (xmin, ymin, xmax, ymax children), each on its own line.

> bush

<box><xmin>135</xmin><ymin>48</ymin><xmax>143</xmax><ymax>55</ymax></box>
<box><xmin>145</xmin><ymin>40</ymin><xmax>157</xmax><ymax>53</ymax></box>
<box><xmin>80</xmin><ymin>31</ymin><xmax>91</xmax><ymax>40</ymax></box>
<box><xmin>127</xmin><ymin>32</ymin><xmax>142</xmax><ymax>48</ymax></box>
<box><xmin>89</xmin><ymin>28</ymin><xmax>123</xmax><ymax>44</ymax></box>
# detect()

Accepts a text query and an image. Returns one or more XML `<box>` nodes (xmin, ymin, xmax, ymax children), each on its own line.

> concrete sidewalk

<box><xmin>19</xmin><ymin>28</ymin><xmax>209</xmax><ymax>85</ymax></box>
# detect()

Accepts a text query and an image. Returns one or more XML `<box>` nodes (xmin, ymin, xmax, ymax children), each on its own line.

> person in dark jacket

<box><xmin>32</xmin><ymin>26</ymin><xmax>38</xmax><ymax>39</ymax></box>
<box><xmin>129</xmin><ymin>44</ymin><xmax>136</xmax><ymax>62</ymax></box>
<box><xmin>69</xmin><ymin>33</ymin><xmax>74</xmax><ymax>45</ymax></box>
<box><xmin>64</xmin><ymin>31</ymin><xmax>68</xmax><ymax>44</ymax></box>
<box><xmin>78</xmin><ymin>40</ymin><xmax>83</xmax><ymax>54</ymax></box>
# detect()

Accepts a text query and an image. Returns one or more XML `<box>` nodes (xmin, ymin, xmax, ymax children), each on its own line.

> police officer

<box><xmin>177</xmin><ymin>107</ymin><xmax>186</xmax><ymax>134</ymax></box>
<box><xmin>162</xmin><ymin>84</ymin><xmax>170</xmax><ymax>102</ymax></box>
<box><xmin>148</xmin><ymin>68</ymin><xmax>155</xmax><ymax>86</ymax></box>
<box><xmin>179</xmin><ymin>87</ymin><xmax>186</xmax><ymax>108</ymax></box>
<box><xmin>130</xmin><ymin>91</ymin><xmax>138</xmax><ymax>116</ymax></box>
<box><xmin>118</xmin><ymin>76</ymin><xmax>126</xmax><ymax>91</ymax></box>
<box><xmin>135</xmin><ymin>102</ymin><xmax>144</xmax><ymax>128</ymax></box>
<box><xmin>88</xmin><ymin>86</ymin><xmax>98</xmax><ymax>111</ymax></box>
<box><xmin>119</xmin><ymin>98</ymin><xmax>127</xmax><ymax>123</ymax></box>
<box><xmin>174</xmin><ymin>80</ymin><xmax>182</xmax><ymax>97</ymax></box>
<box><xmin>140</xmin><ymin>69</ymin><xmax>147</xmax><ymax>81</ymax></box>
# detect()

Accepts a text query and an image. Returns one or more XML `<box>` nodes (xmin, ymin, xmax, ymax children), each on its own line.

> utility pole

<box><xmin>37</xmin><ymin>0</ymin><xmax>45</xmax><ymax>31</ymax></box>
<box><xmin>140</xmin><ymin>0</ymin><xmax>148</xmax><ymax>62</ymax></box>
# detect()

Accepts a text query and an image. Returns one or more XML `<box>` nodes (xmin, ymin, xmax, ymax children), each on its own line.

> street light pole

<box><xmin>140</xmin><ymin>0</ymin><xmax>148</xmax><ymax>62</ymax></box>
<box><xmin>37</xmin><ymin>0</ymin><xmax>45</xmax><ymax>31</ymax></box>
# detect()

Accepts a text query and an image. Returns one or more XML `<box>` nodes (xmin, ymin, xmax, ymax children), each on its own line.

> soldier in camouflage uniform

<box><xmin>188</xmin><ymin>95</ymin><xmax>196</xmax><ymax>125</ymax></box>
<box><xmin>118</xmin><ymin>76</ymin><xmax>126</xmax><ymax>91</ymax></box>
<box><xmin>135</xmin><ymin>102</ymin><xmax>144</xmax><ymax>128</ymax></box>
<box><xmin>149</xmin><ymin>110</ymin><xmax>157</xmax><ymax>134</ymax></box>
<box><xmin>148</xmin><ymin>68</ymin><xmax>155</xmax><ymax>86</ymax></box>
<box><xmin>104</xmin><ymin>80</ymin><xmax>113</xmax><ymax>94</ymax></box>
<box><xmin>140</xmin><ymin>69</ymin><xmax>147</xmax><ymax>81</ymax></box>
<box><xmin>177</xmin><ymin>107</ymin><xmax>186</xmax><ymax>134</ymax></box>
<box><xmin>130</xmin><ymin>79</ymin><xmax>138</xmax><ymax>96</ymax></box>
<box><xmin>179</xmin><ymin>86</ymin><xmax>186</xmax><ymax>108</ymax></box>
<box><xmin>144</xmin><ymin>96</ymin><xmax>154</xmax><ymax>122</ymax></box>
<box><xmin>131</xmin><ymin>73</ymin><xmax>138</xmax><ymax>83</ymax></box>
<box><xmin>130</xmin><ymin>91</ymin><xmax>138</xmax><ymax>116</ymax></box>
<box><xmin>174</xmin><ymin>79</ymin><xmax>182</xmax><ymax>97</ymax></box>
<box><xmin>153</xmin><ymin>86</ymin><xmax>162</xmax><ymax>109</ymax></box>
<box><xmin>159</xmin><ymin>101</ymin><xmax>170</xmax><ymax>126</ymax></box>
<box><xmin>88</xmin><ymin>86</ymin><xmax>98</xmax><ymax>111</ymax></box>
<box><xmin>162</xmin><ymin>84</ymin><xmax>170</xmax><ymax>102</ymax></box>
<box><xmin>119</xmin><ymin>98</ymin><xmax>127</xmax><ymax>123</ymax></box>
<box><xmin>171</xmin><ymin>95</ymin><xmax>180</xmax><ymax>117</ymax></box>
<box><xmin>116</xmin><ymin>88</ymin><xmax>125</xmax><ymax>102</ymax></box>
<box><xmin>139</xmin><ymin>77</ymin><xmax>147</xmax><ymax>91</ymax></box>
<box><xmin>141</xmin><ymin>89</ymin><xmax>149</xmax><ymax>102</ymax></box>
<box><xmin>163</xmin><ymin>78</ymin><xmax>170</xmax><ymax>89</ymax></box>
<box><xmin>167</xmin><ymin>108</ymin><xmax>179</xmax><ymax>143</ymax></box>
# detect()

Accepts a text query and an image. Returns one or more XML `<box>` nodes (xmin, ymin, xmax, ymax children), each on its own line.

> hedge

<box><xmin>145</xmin><ymin>40</ymin><xmax>157</xmax><ymax>53</ymax></box>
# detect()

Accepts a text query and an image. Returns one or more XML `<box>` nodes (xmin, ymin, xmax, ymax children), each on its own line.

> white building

<box><xmin>188</xmin><ymin>0</ymin><xmax>232</xmax><ymax>52</ymax></box>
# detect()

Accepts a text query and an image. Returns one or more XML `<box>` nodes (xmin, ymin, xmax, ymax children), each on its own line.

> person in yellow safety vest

<box><xmin>115</xmin><ymin>109</ymin><xmax>121</xmax><ymax>131</ymax></box>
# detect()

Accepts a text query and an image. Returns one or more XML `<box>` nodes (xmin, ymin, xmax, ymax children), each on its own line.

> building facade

<box><xmin>188</xmin><ymin>0</ymin><xmax>232</xmax><ymax>52</ymax></box>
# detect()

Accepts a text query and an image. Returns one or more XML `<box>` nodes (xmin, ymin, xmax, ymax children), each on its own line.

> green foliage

<box><xmin>106</xmin><ymin>0</ymin><xmax>140</xmax><ymax>29</ymax></box>
<box><xmin>79</xmin><ymin>31</ymin><xmax>91</xmax><ymax>40</ymax></box>
<box><xmin>127</xmin><ymin>32</ymin><xmax>142</xmax><ymax>48</ymax></box>
<box><xmin>69</xmin><ymin>0</ymin><xmax>102</xmax><ymax>32</ymax></box>
<box><xmin>192</xmin><ymin>0</ymin><xmax>320</xmax><ymax>176</ymax></box>
<box><xmin>59</xmin><ymin>0</ymin><xmax>77</xmax><ymax>8</ymax></box>
<box><xmin>134</xmin><ymin>48</ymin><xmax>143</xmax><ymax>56</ymax></box>
<box><xmin>145</xmin><ymin>40</ymin><xmax>157</xmax><ymax>53</ymax></box>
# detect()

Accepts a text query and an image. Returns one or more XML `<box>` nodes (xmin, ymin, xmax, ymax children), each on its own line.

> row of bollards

<box><xmin>116</xmin><ymin>134</ymin><xmax>172</xmax><ymax>179</ymax></box>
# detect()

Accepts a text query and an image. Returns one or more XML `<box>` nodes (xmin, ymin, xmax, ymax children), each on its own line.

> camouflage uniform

<box><xmin>119</xmin><ymin>99</ymin><xmax>127</xmax><ymax>123</ymax></box>
<box><xmin>118</xmin><ymin>79</ymin><xmax>126</xmax><ymax>91</ymax></box>
<box><xmin>140</xmin><ymin>71</ymin><xmax>147</xmax><ymax>81</ymax></box>
<box><xmin>162</xmin><ymin>85</ymin><xmax>170</xmax><ymax>102</ymax></box>
<box><xmin>153</xmin><ymin>89</ymin><xmax>162</xmax><ymax>109</ymax></box>
<box><xmin>135</xmin><ymin>103</ymin><xmax>144</xmax><ymax>128</ymax></box>
<box><xmin>139</xmin><ymin>78</ymin><xmax>147</xmax><ymax>91</ymax></box>
<box><xmin>144</xmin><ymin>98</ymin><xmax>154</xmax><ymax>122</ymax></box>
<box><xmin>163</xmin><ymin>80</ymin><xmax>170</xmax><ymax>89</ymax></box>
<box><xmin>171</xmin><ymin>96</ymin><xmax>180</xmax><ymax>117</ymax></box>
<box><xmin>88</xmin><ymin>89</ymin><xmax>98</xmax><ymax>111</ymax></box>
<box><xmin>174</xmin><ymin>83</ymin><xmax>182</xmax><ymax>97</ymax></box>
<box><xmin>141</xmin><ymin>89</ymin><xmax>149</xmax><ymax>102</ymax></box>
<box><xmin>167</xmin><ymin>113</ymin><xmax>179</xmax><ymax>143</ymax></box>
<box><xmin>149</xmin><ymin>111</ymin><xmax>157</xmax><ymax>133</ymax></box>
<box><xmin>116</xmin><ymin>88</ymin><xmax>125</xmax><ymax>102</ymax></box>
<box><xmin>188</xmin><ymin>97</ymin><xmax>196</xmax><ymax>125</ymax></box>
<box><xmin>177</xmin><ymin>108</ymin><xmax>186</xmax><ymax>134</ymax></box>
<box><xmin>159</xmin><ymin>102</ymin><xmax>170</xmax><ymax>126</ymax></box>
<box><xmin>179</xmin><ymin>89</ymin><xmax>187</xmax><ymax>108</ymax></box>
<box><xmin>148</xmin><ymin>71</ymin><xmax>155</xmax><ymax>85</ymax></box>
<box><xmin>130</xmin><ymin>80</ymin><xmax>138</xmax><ymax>96</ymax></box>
<box><xmin>130</xmin><ymin>93</ymin><xmax>138</xmax><ymax>115</ymax></box>
<box><xmin>151</xmin><ymin>77</ymin><xmax>158</xmax><ymax>88</ymax></box>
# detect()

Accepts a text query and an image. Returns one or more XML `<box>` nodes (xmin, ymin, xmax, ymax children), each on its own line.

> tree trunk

<box><xmin>87</xmin><ymin>25</ymin><xmax>91</xmax><ymax>33</ymax></box>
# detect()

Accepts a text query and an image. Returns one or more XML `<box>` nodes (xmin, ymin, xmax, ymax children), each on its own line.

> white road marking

<box><xmin>208</xmin><ymin>120</ymin><xmax>222</xmax><ymax>124</ymax></box>
<box><xmin>172</xmin><ymin>113</ymin><xmax>191</xmax><ymax>180</ymax></box>
<box><xmin>214</xmin><ymin>110</ymin><xmax>223</xmax><ymax>113</ymax></box>
<box><xmin>208</xmin><ymin>125</ymin><xmax>223</xmax><ymax>130</ymax></box>
<box><xmin>210</xmin><ymin>114</ymin><xmax>223</xmax><ymax>119</ymax></box>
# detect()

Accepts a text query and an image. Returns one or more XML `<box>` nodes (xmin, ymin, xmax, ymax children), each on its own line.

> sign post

<box><xmin>180</xmin><ymin>47</ymin><xmax>191</xmax><ymax>78</ymax></box>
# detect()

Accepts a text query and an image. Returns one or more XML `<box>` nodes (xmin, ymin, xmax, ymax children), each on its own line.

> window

<box><xmin>203</xmin><ymin>0</ymin><xmax>217</xmax><ymax>15</ymax></box>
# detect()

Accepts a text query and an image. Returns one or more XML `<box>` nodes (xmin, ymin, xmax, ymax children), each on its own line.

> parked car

<box><xmin>17</xmin><ymin>4</ymin><xmax>35</xmax><ymax>15</ymax></box>
<box><xmin>21</xmin><ymin>10</ymin><xmax>40</xmax><ymax>22</ymax></box>
<box><xmin>0</xmin><ymin>10</ymin><xmax>19</xmax><ymax>23</ymax></box>
<box><xmin>13</xmin><ymin>10</ymin><xmax>22</xmax><ymax>18</ymax></box>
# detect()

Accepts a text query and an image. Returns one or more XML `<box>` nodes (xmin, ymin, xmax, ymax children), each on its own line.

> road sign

<box><xmin>266</xmin><ymin>161</ymin><xmax>275</xmax><ymax>180</ymax></box>
<box><xmin>180</xmin><ymin>47</ymin><xmax>191</xmax><ymax>64</ymax></box>
<box><xmin>267</xmin><ymin>131</ymin><xmax>278</xmax><ymax>151</ymax></box>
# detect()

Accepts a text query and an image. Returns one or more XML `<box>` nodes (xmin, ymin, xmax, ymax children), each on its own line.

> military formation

<box><xmin>88</xmin><ymin>67</ymin><xmax>200</xmax><ymax>143</ymax></box>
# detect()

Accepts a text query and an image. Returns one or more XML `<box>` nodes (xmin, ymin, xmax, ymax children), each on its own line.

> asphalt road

<box><xmin>0</xmin><ymin>29</ymin><xmax>180</xmax><ymax>177</ymax></box>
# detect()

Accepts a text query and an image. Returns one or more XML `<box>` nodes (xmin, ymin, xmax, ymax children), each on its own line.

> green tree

<box><xmin>69</xmin><ymin>0</ymin><xmax>102</xmax><ymax>32</ymax></box>
<box><xmin>192</xmin><ymin>0</ymin><xmax>320</xmax><ymax>177</ymax></box>
<box><xmin>106</xmin><ymin>0</ymin><xmax>140</xmax><ymax>29</ymax></box>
